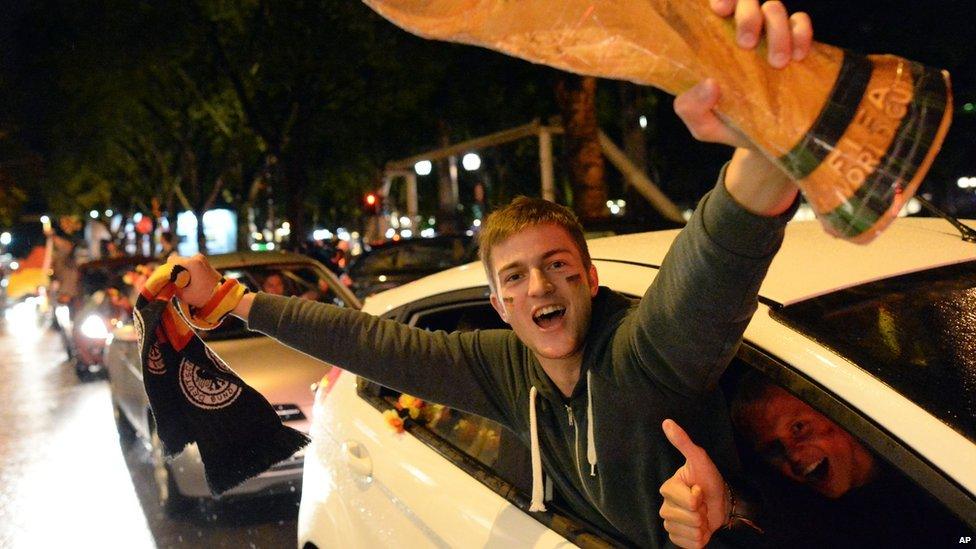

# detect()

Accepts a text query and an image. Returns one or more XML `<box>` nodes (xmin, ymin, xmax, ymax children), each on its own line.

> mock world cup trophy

<box><xmin>363</xmin><ymin>0</ymin><xmax>952</xmax><ymax>243</ymax></box>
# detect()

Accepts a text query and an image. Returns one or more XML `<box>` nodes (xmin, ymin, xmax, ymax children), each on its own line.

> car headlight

<box><xmin>54</xmin><ymin>305</ymin><xmax>71</xmax><ymax>328</ymax></box>
<box><xmin>80</xmin><ymin>315</ymin><xmax>110</xmax><ymax>339</ymax></box>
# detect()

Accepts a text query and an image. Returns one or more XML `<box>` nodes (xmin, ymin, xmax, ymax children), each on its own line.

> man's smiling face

<box><xmin>745</xmin><ymin>386</ymin><xmax>877</xmax><ymax>498</ymax></box>
<box><xmin>488</xmin><ymin>223</ymin><xmax>598</xmax><ymax>365</ymax></box>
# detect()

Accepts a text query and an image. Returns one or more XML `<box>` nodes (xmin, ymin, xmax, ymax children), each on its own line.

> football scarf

<box><xmin>133</xmin><ymin>263</ymin><xmax>309</xmax><ymax>495</ymax></box>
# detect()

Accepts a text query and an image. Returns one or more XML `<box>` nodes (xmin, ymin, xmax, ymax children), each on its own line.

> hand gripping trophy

<box><xmin>363</xmin><ymin>0</ymin><xmax>952</xmax><ymax>242</ymax></box>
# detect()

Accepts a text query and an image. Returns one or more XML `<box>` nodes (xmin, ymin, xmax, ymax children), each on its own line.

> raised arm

<box><xmin>682</xmin><ymin>0</ymin><xmax>809</xmax><ymax>215</ymax></box>
<box><xmin>168</xmin><ymin>253</ymin><xmax>515</xmax><ymax>425</ymax></box>
<box><xmin>629</xmin><ymin>1</ymin><xmax>807</xmax><ymax>394</ymax></box>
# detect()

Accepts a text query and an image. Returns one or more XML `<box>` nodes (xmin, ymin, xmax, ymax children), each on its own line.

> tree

<box><xmin>556</xmin><ymin>75</ymin><xmax>607</xmax><ymax>223</ymax></box>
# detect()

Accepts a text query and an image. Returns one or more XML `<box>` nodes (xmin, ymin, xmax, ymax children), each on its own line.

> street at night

<box><xmin>0</xmin><ymin>304</ymin><xmax>298</xmax><ymax>548</ymax></box>
<box><xmin>1</xmin><ymin>0</ymin><xmax>975</xmax><ymax>547</ymax></box>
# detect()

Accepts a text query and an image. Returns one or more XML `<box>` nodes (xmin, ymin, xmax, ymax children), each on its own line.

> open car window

<box><xmin>203</xmin><ymin>263</ymin><xmax>349</xmax><ymax>341</ymax></box>
<box><xmin>356</xmin><ymin>288</ymin><xmax>619</xmax><ymax>548</ymax></box>
<box><xmin>726</xmin><ymin>344</ymin><xmax>976</xmax><ymax>537</ymax></box>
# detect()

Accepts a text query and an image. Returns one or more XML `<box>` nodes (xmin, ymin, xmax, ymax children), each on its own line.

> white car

<box><xmin>299</xmin><ymin>218</ymin><xmax>976</xmax><ymax>547</ymax></box>
<box><xmin>104</xmin><ymin>251</ymin><xmax>360</xmax><ymax>515</ymax></box>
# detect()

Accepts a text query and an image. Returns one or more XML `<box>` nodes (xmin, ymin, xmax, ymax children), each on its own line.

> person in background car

<box><xmin>168</xmin><ymin>2</ymin><xmax>813</xmax><ymax>545</ymax></box>
<box><xmin>261</xmin><ymin>271</ymin><xmax>288</xmax><ymax>296</ymax></box>
<box><xmin>658</xmin><ymin>371</ymin><xmax>971</xmax><ymax>547</ymax></box>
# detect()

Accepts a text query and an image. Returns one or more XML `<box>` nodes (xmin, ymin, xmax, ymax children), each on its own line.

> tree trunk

<box><xmin>195</xmin><ymin>208</ymin><xmax>207</xmax><ymax>254</ymax></box>
<box><xmin>435</xmin><ymin>120</ymin><xmax>461</xmax><ymax>235</ymax></box>
<box><xmin>556</xmin><ymin>75</ymin><xmax>607</xmax><ymax>222</ymax></box>
<box><xmin>618</xmin><ymin>82</ymin><xmax>649</xmax><ymax>176</ymax></box>
<box><xmin>277</xmin><ymin>144</ymin><xmax>310</xmax><ymax>250</ymax></box>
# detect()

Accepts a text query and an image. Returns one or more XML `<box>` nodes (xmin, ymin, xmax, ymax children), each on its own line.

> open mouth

<box><xmin>801</xmin><ymin>457</ymin><xmax>830</xmax><ymax>485</ymax></box>
<box><xmin>533</xmin><ymin>305</ymin><xmax>566</xmax><ymax>328</ymax></box>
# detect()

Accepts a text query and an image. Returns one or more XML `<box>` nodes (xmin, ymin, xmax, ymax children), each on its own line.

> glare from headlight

<box><xmin>55</xmin><ymin>305</ymin><xmax>71</xmax><ymax>328</ymax></box>
<box><xmin>80</xmin><ymin>315</ymin><xmax>110</xmax><ymax>339</ymax></box>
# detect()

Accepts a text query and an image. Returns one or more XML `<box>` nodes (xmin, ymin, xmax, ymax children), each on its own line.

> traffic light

<box><xmin>364</xmin><ymin>192</ymin><xmax>380</xmax><ymax>215</ymax></box>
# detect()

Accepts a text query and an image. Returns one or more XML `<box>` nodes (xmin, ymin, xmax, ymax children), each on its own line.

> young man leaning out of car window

<box><xmin>658</xmin><ymin>372</ymin><xmax>972</xmax><ymax>548</ymax></box>
<box><xmin>169</xmin><ymin>1</ymin><xmax>810</xmax><ymax>545</ymax></box>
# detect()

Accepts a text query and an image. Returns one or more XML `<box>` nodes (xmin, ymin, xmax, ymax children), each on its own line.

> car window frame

<box><xmin>201</xmin><ymin>259</ymin><xmax>359</xmax><ymax>342</ymax></box>
<box><xmin>356</xmin><ymin>286</ymin><xmax>622</xmax><ymax>548</ymax></box>
<box><xmin>735</xmin><ymin>342</ymin><xmax>976</xmax><ymax>530</ymax></box>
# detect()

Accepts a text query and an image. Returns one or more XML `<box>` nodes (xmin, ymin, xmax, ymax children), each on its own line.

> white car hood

<box><xmin>207</xmin><ymin>336</ymin><xmax>329</xmax><ymax>408</ymax></box>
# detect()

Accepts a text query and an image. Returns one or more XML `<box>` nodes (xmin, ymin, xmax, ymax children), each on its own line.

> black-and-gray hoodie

<box><xmin>248</xmin><ymin>172</ymin><xmax>794</xmax><ymax>547</ymax></box>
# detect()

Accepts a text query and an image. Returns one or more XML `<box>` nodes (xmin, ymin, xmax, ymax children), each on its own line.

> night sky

<box><xmin>1</xmin><ymin>1</ymin><xmax>974</xmax><ymax>220</ymax></box>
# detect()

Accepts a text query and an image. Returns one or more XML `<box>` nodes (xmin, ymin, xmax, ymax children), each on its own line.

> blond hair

<box><xmin>478</xmin><ymin>196</ymin><xmax>590</xmax><ymax>292</ymax></box>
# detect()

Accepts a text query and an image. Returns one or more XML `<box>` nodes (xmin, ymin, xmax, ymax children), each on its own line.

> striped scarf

<box><xmin>133</xmin><ymin>263</ymin><xmax>309</xmax><ymax>495</ymax></box>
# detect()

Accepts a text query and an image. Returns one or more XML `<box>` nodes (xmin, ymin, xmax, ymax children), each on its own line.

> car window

<box><xmin>397</xmin><ymin>240</ymin><xmax>472</xmax><ymax>271</ymax></box>
<box><xmin>356</xmin><ymin>290</ymin><xmax>618</xmax><ymax>547</ymax></box>
<box><xmin>771</xmin><ymin>261</ymin><xmax>976</xmax><ymax>444</ymax></box>
<box><xmin>727</xmin><ymin>344</ymin><xmax>976</xmax><ymax>534</ymax></box>
<box><xmin>203</xmin><ymin>262</ymin><xmax>349</xmax><ymax>341</ymax></box>
<box><xmin>78</xmin><ymin>257</ymin><xmax>155</xmax><ymax>297</ymax></box>
<box><xmin>378</xmin><ymin>302</ymin><xmax>516</xmax><ymax>476</ymax></box>
<box><xmin>351</xmin><ymin>238</ymin><xmax>475</xmax><ymax>276</ymax></box>
<box><xmin>350</xmin><ymin>248</ymin><xmax>399</xmax><ymax>276</ymax></box>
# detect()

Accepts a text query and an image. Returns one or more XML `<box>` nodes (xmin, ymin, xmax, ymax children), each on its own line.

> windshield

<box><xmin>79</xmin><ymin>257</ymin><xmax>155</xmax><ymax>298</ymax></box>
<box><xmin>772</xmin><ymin>261</ymin><xmax>976</xmax><ymax>444</ymax></box>
<box><xmin>204</xmin><ymin>262</ymin><xmax>347</xmax><ymax>341</ymax></box>
<box><xmin>350</xmin><ymin>238</ymin><xmax>476</xmax><ymax>276</ymax></box>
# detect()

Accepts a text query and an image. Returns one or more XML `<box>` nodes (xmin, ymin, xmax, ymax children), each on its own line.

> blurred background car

<box><xmin>345</xmin><ymin>235</ymin><xmax>478</xmax><ymax>299</ymax></box>
<box><xmin>299</xmin><ymin>218</ymin><xmax>976</xmax><ymax>547</ymax></box>
<box><xmin>104</xmin><ymin>251</ymin><xmax>360</xmax><ymax>516</ymax></box>
<box><xmin>53</xmin><ymin>255</ymin><xmax>153</xmax><ymax>379</ymax></box>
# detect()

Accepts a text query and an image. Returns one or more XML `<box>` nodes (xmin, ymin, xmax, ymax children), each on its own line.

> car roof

<box><xmin>587</xmin><ymin>217</ymin><xmax>976</xmax><ymax>306</ymax></box>
<box><xmin>207</xmin><ymin>251</ymin><xmax>320</xmax><ymax>269</ymax></box>
<box><xmin>363</xmin><ymin>218</ymin><xmax>976</xmax><ymax>313</ymax></box>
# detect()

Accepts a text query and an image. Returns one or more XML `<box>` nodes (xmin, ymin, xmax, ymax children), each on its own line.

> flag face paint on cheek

<box><xmin>565</xmin><ymin>273</ymin><xmax>581</xmax><ymax>284</ymax></box>
<box><xmin>503</xmin><ymin>296</ymin><xmax>514</xmax><ymax>304</ymax></box>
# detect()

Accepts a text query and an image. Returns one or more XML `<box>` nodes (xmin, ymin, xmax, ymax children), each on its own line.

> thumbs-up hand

<box><xmin>658</xmin><ymin>419</ymin><xmax>729</xmax><ymax>548</ymax></box>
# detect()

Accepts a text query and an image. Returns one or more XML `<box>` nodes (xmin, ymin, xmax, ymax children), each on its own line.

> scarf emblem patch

<box><xmin>178</xmin><ymin>350</ymin><xmax>242</xmax><ymax>410</ymax></box>
<box><xmin>146</xmin><ymin>342</ymin><xmax>166</xmax><ymax>375</ymax></box>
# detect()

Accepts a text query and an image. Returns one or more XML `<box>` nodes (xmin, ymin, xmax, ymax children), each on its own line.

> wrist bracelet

<box><xmin>723</xmin><ymin>482</ymin><xmax>764</xmax><ymax>533</ymax></box>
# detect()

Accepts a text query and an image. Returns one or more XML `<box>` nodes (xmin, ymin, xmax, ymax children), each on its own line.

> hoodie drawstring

<box><xmin>529</xmin><ymin>374</ymin><xmax>599</xmax><ymax>512</ymax></box>
<box><xmin>529</xmin><ymin>386</ymin><xmax>546</xmax><ymax>512</ymax></box>
<box><xmin>586</xmin><ymin>370</ymin><xmax>597</xmax><ymax>476</ymax></box>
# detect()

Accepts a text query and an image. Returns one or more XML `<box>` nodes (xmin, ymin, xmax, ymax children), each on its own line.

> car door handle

<box><xmin>341</xmin><ymin>440</ymin><xmax>373</xmax><ymax>478</ymax></box>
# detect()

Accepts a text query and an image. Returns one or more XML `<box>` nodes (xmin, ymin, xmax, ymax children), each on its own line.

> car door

<box><xmin>105</xmin><ymin>324</ymin><xmax>153</xmax><ymax>433</ymax></box>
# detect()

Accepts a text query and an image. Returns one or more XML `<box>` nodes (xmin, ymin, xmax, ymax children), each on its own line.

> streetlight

<box><xmin>462</xmin><ymin>152</ymin><xmax>481</xmax><ymax>171</ymax></box>
<box><xmin>414</xmin><ymin>160</ymin><xmax>432</xmax><ymax>176</ymax></box>
<box><xmin>0</xmin><ymin>232</ymin><xmax>10</xmax><ymax>246</ymax></box>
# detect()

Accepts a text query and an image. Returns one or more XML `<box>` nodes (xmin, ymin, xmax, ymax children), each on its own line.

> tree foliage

<box><xmin>4</xmin><ymin>0</ymin><xmax>572</xmax><ymax>248</ymax></box>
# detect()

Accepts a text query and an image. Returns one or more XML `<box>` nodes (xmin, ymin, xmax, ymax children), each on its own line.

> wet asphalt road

<box><xmin>0</xmin><ymin>302</ymin><xmax>299</xmax><ymax>548</ymax></box>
